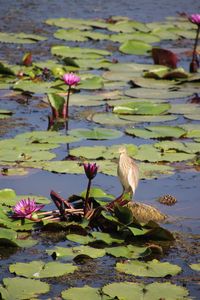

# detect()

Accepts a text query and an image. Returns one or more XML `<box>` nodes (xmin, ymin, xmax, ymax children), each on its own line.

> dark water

<box><xmin>0</xmin><ymin>0</ymin><xmax>200</xmax><ymax>299</ymax></box>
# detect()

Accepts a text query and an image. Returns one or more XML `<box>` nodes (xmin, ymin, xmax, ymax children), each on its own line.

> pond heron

<box><xmin>117</xmin><ymin>146</ymin><xmax>166</xmax><ymax>223</ymax></box>
<box><xmin>117</xmin><ymin>146</ymin><xmax>139</xmax><ymax>198</ymax></box>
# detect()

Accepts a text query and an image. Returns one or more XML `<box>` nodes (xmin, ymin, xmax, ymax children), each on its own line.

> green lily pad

<box><xmin>107</xmin><ymin>20</ymin><xmax>149</xmax><ymax>33</ymax></box>
<box><xmin>113</xmin><ymin>101</ymin><xmax>170</xmax><ymax>115</ymax></box>
<box><xmin>189</xmin><ymin>263</ymin><xmax>200</xmax><ymax>271</ymax></box>
<box><xmin>119</xmin><ymin>40</ymin><xmax>152</xmax><ymax>55</ymax></box>
<box><xmin>126</xmin><ymin>125</ymin><xmax>186</xmax><ymax>139</ymax></box>
<box><xmin>40</xmin><ymin>160</ymin><xmax>83</xmax><ymax>174</ymax></box>
<box><xmin>66</xmin><ymin>234</ymin><xmax>94</xmax><ymax>245</ymax></box>
<box><xmin>125</xmin><ymin>87</ymin><xmax>192</xmax><ymax>99</ymax></box>
<box><xmin>9</xmin><ymin>260</ymin><xmax>77</xmax><ymax>278</ymax></box>
<box><xmin>111</xmin><ymin>32</ymin><xmax>160</xmax><ymax>43</ymax></box>
<box><xmin>154</xmin><ymin>140</ymin><xmax>200</xmax><ymax>154</ymax></box>
<box><xmin>180</xmin><ymin>124</ymin><xmax>200</xmax><ymax>138</ymax></box>
<box><xmin>119</xmin><ymin>114</ymin><xmax>178</xmax><ymax>123</ymax></box>
<box><xmin>46</xmin><ymin>17</ymin><xmax>108</xmax><ymax>30</ymax></box>
<box><xmin>90</xmin><ymin>112</ymin><xmax>133</xmax><ymax>126</ymax></box>
<box><xmin>0</xmin><ymin>277</ymin><xmax>50</xmax><ymax>300</ymax></box>
<box><xmin>103</xmin><ymin>281</ymin><xmax>189</xmax><ymax>300</ymax></box>
<box><xmin>78</xmin><ymin>76</ymin><xmax>104</xmax><ymax>90</ymax></box>
<box><xmin>13</xmin><ymin>79</ymin><xmax>63</xmax><ymax>94</ymax></box>
<box><xmin>51</xmin><ymin>45</ymin><xmax>110</xmax><ymax>59</ymax></box>
<box><xmin>0</xmin><ymin>32</ymin><xmax>47</xmax><ymax>43</ymax></box>
<box><xmin>139</xmin><ymin>163</ymin><xmax>174</xmax><ymax>179</ymax></box>
<box><xmin>0</xmin><ymin>188</ymin><xmax>16</xmax><ymax>206</ymax></box>
<box><xmin>169</xmin><ymin>103</ymin><xmax>200</xmax><ymax>115</ymax></box>
<box><xmin>105</xmin><ymin>245</ymin><xmax>151</xmax><ymax>259</ymax></box>
<box><xmin>116</xmin><ymin>259</ymin><xmax>181</xmax><ymax>277</ymax></box>
<box><xmin>80</xmin><ymin>187</ymin><xmax>115</xmax><ymax>201</ymax></box>
<box><xmin>68</xmin><ymin>127</ymin><xmax>123</xmax><ymax>140</ymax></box>
<box><xmin>0</xmin><ymin>167</ymin><xmax>29</xmax><ymax>176</ymax></box>
<box><xmin>47</xmin><ymin>245</ymin><xmax>106</xmax><ymax>260</ymax></box>
<box><xmin>62</xmin><ymin>285</ymin><xmax>108</xmax><ymax>300</ymax></box>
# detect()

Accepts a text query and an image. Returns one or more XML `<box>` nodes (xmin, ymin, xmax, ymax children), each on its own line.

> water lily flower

<box><xmin>83</xmin><ymin>163</ymin><xmax>99</xmax><ymax>216</ymax></box>
<box><xmin>63</xmin><ymin>73</ymin><xmax>80</xmax><ymax>86</ymax></box>
<box><xmin>62</xmin><ymin>73</ymin><xmax>81</xmax><ymax>120</ymax></box>
<box><xmin>188</xmin><ymin>14</ymin><xmax>200</xmax><ymax>26</ymax></box>
<box><xmin>188</xmin><ymin>14</ymin><xmax>200</xmax><ymax>72</ymax></box>
<box><xmin>83</xmin><ymin>162</ymin><xmax>98</xmax><ymax>180</ymax></box>
<box><xmin>13</xmin><ymin>198</ymin><xmax>44</xmax><ymax>220</ymax></box>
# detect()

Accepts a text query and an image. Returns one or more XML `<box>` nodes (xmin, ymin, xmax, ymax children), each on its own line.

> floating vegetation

<box><xmin>0</xmin><ymin>11</ymin><xmax>199</xmax><ymax>300</ymax></box>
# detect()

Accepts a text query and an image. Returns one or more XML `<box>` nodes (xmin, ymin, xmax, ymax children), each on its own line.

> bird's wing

<box><xmin>127</xmin><ymin>162</ymin><xmax>139</xmax><ymax>194</ymax></box>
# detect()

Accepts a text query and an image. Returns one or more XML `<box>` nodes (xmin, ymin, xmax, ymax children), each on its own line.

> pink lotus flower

<box><xmin>13</xmin><ymin>198</ymin><xmax>44</xmax><ymax>220</ymax></box>
<box><xmin>83</xmin><ymin>163</ymin><xmax>98</xmax><ymax>180</ymax></box>
<box><xmin>63</xmin><ymin>73</ymin><xmax>80</xmax><ymax>86</ymax></box>
<box><xmin>188</xmin><ymin>14</ymin><xmax>200</xmax><ymax>26</ymax></box>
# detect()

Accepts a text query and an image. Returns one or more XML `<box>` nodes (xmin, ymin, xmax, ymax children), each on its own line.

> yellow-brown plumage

<box><xmin>117</xmin><ymin>146</ymin><xmax>139</xmax><ymax>197</ymax></box>
<box><xmin>117</xmin><ymin>146</ymin><xmax>167</xmax><ymax>223</ymax></box>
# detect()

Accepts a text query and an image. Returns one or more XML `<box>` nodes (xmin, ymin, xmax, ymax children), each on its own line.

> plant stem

<box><xmin>84</xmin><ymin>179</ymin><xmax>92</xmax><ymax>215</ymax></box>
<box><xmin>65</xmin><ymin>85</ymin><xmax>71</xmax><ymax>119</ymax></box>
<box><xmin>191</xmin><ymin>25</ymin><xmax>200</xmax><ymax>71</ymax></box>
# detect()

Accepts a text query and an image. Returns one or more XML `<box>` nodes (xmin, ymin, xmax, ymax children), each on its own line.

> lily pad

<box><xmin>126</xmin><ymin>125</ymin><xmax>186</xmax><ymax>139</ymax></box>
<box><xmin>119</xmin><ymin>40</ymin><xmax>152</xmax><ymax>55</ymax></box>
<box><xmin>116</xmin><ymin>259</ymin><xmax>181</xmax><ymax>277</ymax></box>
<box><xmin>189</xmin><ymin>262</ymin><xmax>200</xmax><ymax>271</ymax></box>
<box><xmin>68</xmin><ymin>127</ymin><xmax>123</xmax><ymax>140</ymax></box>
<box><xmin>120</xmin><ymin>114</ymin><xmax>178</xmax><ymax>123</ymax></box>
<box><xmin>0</xmin><ymin>32</ymin><xmax>47</xmax><ymax>43</ymax></box>
<box><xmin>113</xmin><ymin>101</ymin><xmax>170</xmax><ymax>115</ymax></box>
<box><xmin>139</xmin><ymin>163</ymin><xmax>174</xmax><ymax>179</ymax></box>
<box><xmin>51</xmin><ymin>45</ymin><xmax>110</xmax><ymax>59</ymax></box>
<box><xmin>9</xmin><ymin>260</ymin><xmax>77</xmax><ymax>278</ymax></box>
<box><xmin>0</xmin><ymin>277</ymin><xmax>49</xmax><ymax>299</ymax></box>
<box><xmin>62</xmin><ymin>285</ymin><xmax>108</xmax><ymax>300</ymax></box>
<box><xmin>47</xmin><ymin>245</ymin><xmax>106</xmax><ymax>260</ymax></box>
<box><xmin>13</xmin><ymin>79</ymin><xmax>63</xmax><ymax>94</ymax></box>
<box><xmin>105</xmin><ymin>245</ymin><xmax>151</xmax><ymax>259</ymax></box>
<box><xmin>103</xmin><ymin>281</ymin><xmax>189</xmax><ymax>300</ymax></box>
<box><xmin>125</xmin><ymin>87</ymin><xmax>192</xmax><ymax>99</ymax></box>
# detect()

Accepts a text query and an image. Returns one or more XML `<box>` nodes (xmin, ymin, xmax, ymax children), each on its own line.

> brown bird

<box><xmin>117</xmin><ymin>146</ymin><xmax>166</xmax><ymax>223</ymax></box>
<box><xmin>117</xmin><ymin>146</ymin><xmax>139</xmax><ymax>198</ymax></box>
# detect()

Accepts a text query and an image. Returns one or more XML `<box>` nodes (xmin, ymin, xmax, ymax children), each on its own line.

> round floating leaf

<box><xmin>51</xmin><ymin>45</ymin><xmax>110</xmax><ymax>59</ymax></box>
<box><xmin>13</xmin><ymin>79</ymin><xmax>63</xmax><ymax>94</ymax></box>
<box><xmin>47</xmin><ymin>245</ymin><xmax>106</xmax><ymax>260</ymax></box>
<box><xmin>66</xmin><ymin>234</ymin><xmax>94</xmax><ymax>245</ymax></box>
<box><xmin>69</xmin><ymin>128</ymin><xmax>123</xmax><ymax>140</ymax></box>
<box><xmin>80</xmin><ymin>187</ymin><xmax>115</xmax><ymax>201</ymax></box>
<box><xmin>139</xmin><ymin>163</ymin><xmax>174</xmax><ymax>179</ymax></box>
<box><xmin>120</xmin><ymin>114</ymin><xmax>178</xmax><ymax>123</ymax></box>
<box><xmin>0</xmin><ymin>277</ymin><xmax>50</xmax><ymax>299</ymax></box>
<box><xmin>9</xmin><ymin>260</ymin><xmax>77</xmax><ymax>278</ymax></box>
<box><xmin>190</xmin><ymin>263</ymin><xmax>200</xmax><ymax>271</ymax></box>
<box><xmin>0</xmin><ymin>188</ymin><xmax>16</xmax><ymax>206</ymax></box>
<box><xmin>0</xmin><ymin>32</ymin><xmax>47</xmax><ymax>43</ymax></box>
<box><xmin>103</xmin><ymin>281</ymin><xmax>189</xmax><ymax>300</ymax></box>
<box><xmin>125</xmin><ymin>87</ymin><xmax>192</xmax><ymax>99</ymax></box>
<box><xmin>105</xmin><ymin>245</ymin><xmax>151</xmax><ymax>259</ymax></box>
<box><xmin>113</xmin><ymin>101</ymin><xmax>170</xmax><ymax>115</ymax></box>
<box><xmin>154</xmin><ymin>140</ymin><xmax>200</xmax><ymax>154</ymax></box>
<box><xmin>119</xmin><ymin>40</ymin><xmax>152</xmax><ymax>55</ymax></box>
<box><xmin>116</xmin><ymin>259</ymin><xmax>182</xmax><ymax>277</ymax></box>
<box><xmin>41</xmin><ymin>161</ymin><xmax>83</xmax><ymax>174</ymax></box>
<box><xmin>46</xmin><ymin>17</ymin><xmax>108</xmax><ymax>30</ymax></box>
<box><xmin>62</xmin><ymin>285</ymin><xmax>105</xmax><ymax>300</ymax></box>
<box><xmin>126</xmin><ymin>125</ymin><xmax>186</xmax><ymax>139</ymax></box>
<box><xmin>180</xmin><ymin>123</ymin><xmax>200</xmax><ymax>138</ymax></box>
<box><xmin>169</xmin><ymin>103</ymin><xmax>200</xmax><ymax>115</ymax></box>
<box><xmin>91</xmin><ymin>232</ymin><xmax>124</xmax><ymax>245</ymax></box>
<box><xmin>111</xmin><ymin>32</ymin><xmax>160</xmax><ymax>43</ymax></box>
<box><xmin>0</xmin><ymin>228</ymin><xmax>17</xmax><ymax>242</ymax></box>
<box><xmin>90</xmin><ymin>112</ymin><xmax>133</xmax><ymax>126</ymax></box>
<box><xmin>78</xmin><ymin>76</ymin><xmax>104</xmax><ymax>90</ymax></box>
<box><xmin>54</xmin><ymin>29</ymin><xmax>88</xmax><ymax>42</ymax></box>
